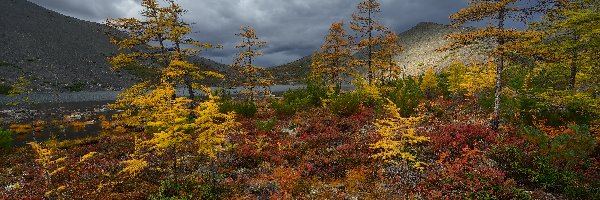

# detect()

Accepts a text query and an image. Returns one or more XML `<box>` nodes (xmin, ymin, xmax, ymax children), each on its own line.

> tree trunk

<box><xmin>491</xmin><ymin>7</ymin><xmax>506</xmax><ymax>131</ymax></box>
<box><xmin>185</xmin><ymin>77</ymin><xmax>196</xmax><ymax>105</ymax></box>
<box><xmin>491</xmin><ymin>56</ymin><xmax>504</xmax><ymax>130</ymax></box>
<box><xmin>172</xmin><ymin>146</ymin><xmax>178</xmax><ymax>184</ymax></box>
<box><xmin>570</xmin><ymin>51</ymin><xmax>577</xmax><ymax>90</ymax></box>
<box><xmin>367</xmin><ymin>9</ymin><xmax>373</xmax><ymax>85</ymax></box>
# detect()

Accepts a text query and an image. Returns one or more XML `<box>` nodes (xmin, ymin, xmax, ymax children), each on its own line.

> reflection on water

<box><xmin>10</xmin><ymin>114</ymin><xmax>109</xmax><ymax>147</ymax></box>
<box><xmin>2</xmin><ymin>84</ymin><xmax>352</xmax><ymax>147</ymax></box>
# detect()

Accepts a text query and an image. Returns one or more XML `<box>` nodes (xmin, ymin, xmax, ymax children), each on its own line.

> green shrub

<box><xmin>219</xmin><ymin>99</ymin><xmax>257</xmax><ymax>117</ymax></box>
<box><xmin>329</xmin><ymin>92</ymin><xmax>361</xmax><ymax>116</ymax></box>
<box><xmin>476</xmin><ymin>89</ymin><xmax>495</xmax><ymax>112</ymax></box>
<box><xmin>387</xmin><ymin>78</ymin><xmax>423</xmax><ymax>117</ymax></box>
<box><xmin>491</xmin><ymin>125</ymin><xmax>598</xmax><ymax>198</ymax></box>
<box><xmin>270</xmin><ymin>94</ymin><xmax>313</xmax><ymax>116</ymax></box>
<box><xmin>436</xmin><ymin>72</ymin><xmax>451</xmax><ymax>97</ymax></box>
<box><xmin>256</xmin><ymin>117</ymin><xmax>277</xmax><ymax>132</ymax></box>
<box><xmin>526</xmin><ymin>90</ymin><xmax>600</xmax><ymax>126</ymax></box>
<box><xmin>0</xmin><ymin>129</ymin><xmax>12</xmax><ymax>149</ymax></box>
<box><xmin>0</xmin><ymin>84</ymin><xmax>11</xmax><ymax>95</ymax></box>
<box><xmin>198</xmin><ymin>172</ymin><xmax>228</xmax><ymax>200</ymax></box>
<box><xmin>270</xmin><ymin>81</ymin><xmax>327</xmax><ymax>115</ymax></box>
<box><xmin>149</xmin><ymin>179</ymin><xmax>193</xmax><ymax>200</ymax></box>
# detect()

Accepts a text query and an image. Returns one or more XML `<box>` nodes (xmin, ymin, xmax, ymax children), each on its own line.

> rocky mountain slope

<box><xmin>0</xmin><ymin>0</ymin><xmax>228</xmax><ymax>92</ymax></box>
<box><xmin>268</xmin><ymin>22</ymin><xmax>486</xmax><ymax>83</ymax></box>
<box><xmin>394</xmin><ymin>22</ymin><xmax>486</xmax><ymax>76</ymax></box>
<box><xmin>0</xmin><ymin>0</ymin><xmax>135</xmax><ymax>92</ymax></box>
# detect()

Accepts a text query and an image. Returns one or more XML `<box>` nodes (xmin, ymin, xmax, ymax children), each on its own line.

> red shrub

<box><xmin>417</xmin><ymin>146</ymin><xmax>521</xmax><ymax>199</ymax></box>
<box><xmin>425</xmin><ymin>124</ymin><xmax>496</xmax><ymax>157</ymax></box>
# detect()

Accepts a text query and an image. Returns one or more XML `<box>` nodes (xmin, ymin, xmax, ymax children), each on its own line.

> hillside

<box><xmin>0</xmin><ymin>0</ymin><xmax>229</xmax><ymax>92</ymax></box>
<box><xmin>267</xmin><ymin>55</ymin><xmax>312</xmax><ymax>84</ymax></box>
<box><xmin>269</xmin><ymin>22</ymin><xmax>486</xmax><ymax>83</ymax></box>
<box><xmin>394</xmin><ymin>22</ymin><xmax>486</xmax><ymax>76</ymax></box>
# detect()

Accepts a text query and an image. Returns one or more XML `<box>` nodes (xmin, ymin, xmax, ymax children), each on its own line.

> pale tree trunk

<box><xmin>491</xmin><ymin>7</ymin><xmax>506</xmax><ymax>131</ymax></box>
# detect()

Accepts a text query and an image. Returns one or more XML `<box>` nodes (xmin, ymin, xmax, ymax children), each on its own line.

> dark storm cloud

<box><xmin>29</xmin><ymin>0</ymin><xmax>142</xmax><ymax>22</ymax></box>
<box><xmin>28</xmin><ymin>0</ymin><xmax>468</xmax><ymax>67</ymax></box>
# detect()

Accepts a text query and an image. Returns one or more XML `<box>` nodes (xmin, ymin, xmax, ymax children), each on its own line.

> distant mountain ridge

<box><xmin>268</xmin><ymin>22</ymin><xmax>486</xmax><ymax>84</ymax></box>
<box><xmin>0</xmin><ymin>0</ymin><xmax>229</xmax><ymax>92</ymax></box>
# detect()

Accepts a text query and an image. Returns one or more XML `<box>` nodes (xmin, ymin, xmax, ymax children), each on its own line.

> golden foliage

<box><xmin>447</xmin><ymin>61</ymin><xmax>496</xmax><ymax>97</ymax></box>
<box><xmin>80</xmin><ymin>151</ymin><xmax>98</xmax><ymax>163</ymax></box>
<box><xmin>373</xmin><ymin>32</ymin><xmax>403</xmax><ymax>83</ymax></box>
<box><xmin>120</xmin><ymin>159</ymin><xmax>149</xmax><ymax>178</ymax></box>
<box><xmin>311</xmin><ymin>21</ymin><xmax>355</xmax><ymax>88</ymax></box>
<box><xmin>350</xmin><ymin>0</ymin><xmax>390</xmax><ymax>84</ymax></box>
<box><xmin>8</xmin><ymin>76</ymin><xmax>30</xmax><ymax>97</ymax></box>
<box><xmin>232</xmin><ymin>26</ymin><xmax>272</xmax><ymax>100</ymax></box>
<box><xmin>370</xmin><ymin>100</ymin><xmax>429</xmax><ymax>169</ymax></box>
<box><xmin>420</xmin><ymin>68</ymin><xmax>439</xmax><ymax>98</ymax></box>
<box><xmin>29</xmin><ymin>141</ymin><xmax>67</xmax><ymax>198</ymax></box>
<box><xmin>9</xmin><ymin>124</ymin><xmax>32</xmax><ymax>135</ymax></box>
<box><xmin>118</xmin><ymin>84</ymin><xmax>239</xmax><ymax>176</ymax></box>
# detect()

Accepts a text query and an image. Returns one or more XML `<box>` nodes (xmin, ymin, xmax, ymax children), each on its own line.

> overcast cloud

<box><xmin>28</xmin><ymin>0</ymin><xmax>468</xmax><ymax>67</ymax></box>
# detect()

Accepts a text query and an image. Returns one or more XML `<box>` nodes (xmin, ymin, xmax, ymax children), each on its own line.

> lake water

<box><xmin>1</xmin><ymin>85</ymin><xmax>320</xmax><ymax>147</ymax></box>
<box><xmin>0</xmin><ymin>85</ymin><xmax>310</xmax><ymax>104</ymax></box>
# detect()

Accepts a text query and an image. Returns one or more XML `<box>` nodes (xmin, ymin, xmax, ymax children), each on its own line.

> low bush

<box><xmin>270</xmin><ymin>82</ymin><xmax>327</xmax><ymax>115</ymax></box>
<box><xmin>419</xmin><ymin>147</ymin><xmax>528</xmax><ymax>199</ymax></box>
<box><xmin>0</xmin><ymin>129</ymin><xmax>13</xmax><ymax>149</ymax></box>
<box><xmin>0</xmin><ymin>84</ymin><xmax>11</xmax><ymax>95</ymax></box>
<box><xmin>256</xmin><ymin>117</ymin><xmax>277</xmax><ymax>132</ymax></box>
<box><xmin>387</xmin><ymin>78</ymin><xmax>423</xmax><ymax>117</ymax></box>
<box><xmin>491</xmin><ymin>125</ymin><xmax>599</xmax><ymax>198</ymax></box>
<box><xmin>219</xmin><ymin>99</ymin><xmax>257</xmax><ymax>117</ymax></box>
<box><xmin>328</xmin><ymin>92</ymin><xmax>361</xmax><ymax>117</ymax></box>
<box><xmin>353</xmin><ymin>78</ymin><xmax>384</xmax><ymax>108</ymax></box>
<box><xmin>424</xmin><ymin>124</ymin><xmax>496</xmax><ymax>157</ymax></box>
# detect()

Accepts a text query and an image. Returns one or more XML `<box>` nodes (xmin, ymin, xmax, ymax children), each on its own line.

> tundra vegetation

<box><xmin>1</xmin><ymin>0</ymin><xmax>599</xmax><ymax>199</ymax></box>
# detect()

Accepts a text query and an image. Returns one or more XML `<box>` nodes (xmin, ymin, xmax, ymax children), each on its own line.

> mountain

<box><xmin>267</xmin><ymin>55</ymin><xmax>312</xmax><ymax>84</ymax></box>
<box><xmin>394</xmin><ymin>22</ymin><xmax>486</xmax><ymax>76</ymax></box>
<box><xmin>268</xmin><ymin>22</ymin><xmax>486</xmax><ymax>84</ymax></box>
<box><xmin>0</xmin><ymin>0</ymin><xmax>228</xmax><ymax>92</ymax></box>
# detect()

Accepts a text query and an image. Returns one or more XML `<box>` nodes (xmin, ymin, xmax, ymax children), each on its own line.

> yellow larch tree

<box><xmin>106</xmin><ymin>0</ymin><xmax>238</xmax><ymax>184</ymax></box>
<box><xmin>351</xmin><ymin>0</ymin><xmax>388</xmax><ymax>84</ymax></box>
<box><xmin>420</xmin><ymin>68</ymin><xmax>439</xmax><ymax>99</ymax></box>
<box><xmin>446</xmin><ymin>60</ymin><xmax>497</xmax><ymax>97</ymax></box>
<box><xmin>29</xmin><ymin>141</ymin><xmax>67</xmax><ymax>198</ymax></box>
<box><xmin>120</xmin><ymin>82</ymin><xmax>239</xmax><ymax>181</ymax></box>
<box><xmin>370</xmin><ymin>99</ymin><xmax>429</xmax><ymax>169</ymax></box>
<box><xmin>528</xmin><ymin>0</ymin><xmax>600</xmax><ymax>91</ymax></box>
<box><xmin>232</xmin><ymin>26</ymin><xmax>272</xmax><ymax>101</ymax></box>
<box><xmin>444</xmin><ymin>0</ymin><xmax>538</xmax><ymax>130</ymax></box>
<box><xmin>373</xmin><ymin>31</ymin><xmax>403</xmax><ymax>84</ymax></box>
<box><xmin>107</xmin><ymin>0</ymin><xmax>221</xmax><ymax>110</ymax></box>
<box><xmin>310</xmin><ymin>21</ymin><xmax>355</xmax><ymax>89</ymax></box>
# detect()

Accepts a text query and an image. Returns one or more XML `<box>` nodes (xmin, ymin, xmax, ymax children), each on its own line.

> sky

<box><xmin>28</xmin><ymin>0</ymin><xmax>469</xmax><ymax>67</ymax></box>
